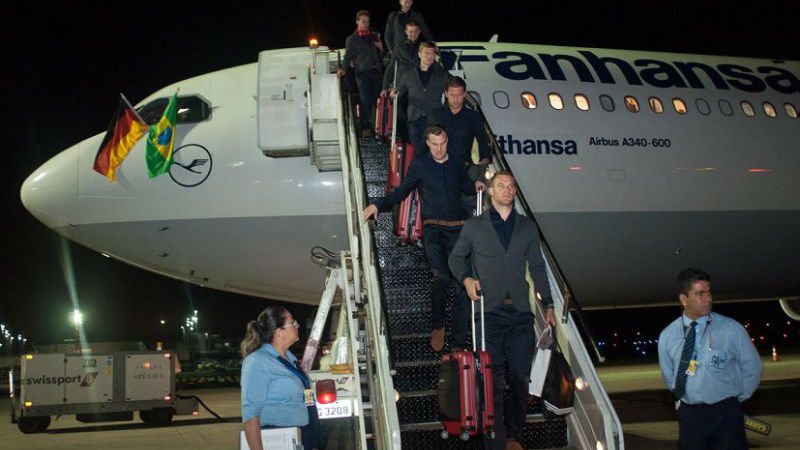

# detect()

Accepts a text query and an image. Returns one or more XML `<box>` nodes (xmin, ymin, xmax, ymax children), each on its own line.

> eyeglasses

<box><xmin>282</xmin><ymin>319</ymin><xmax>299</xmax><ymax>329</ymax></box>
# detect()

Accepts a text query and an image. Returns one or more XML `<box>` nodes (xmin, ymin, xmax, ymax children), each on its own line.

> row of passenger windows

<box><xmin>473</xmin><ymin>90</ymin><xmax>799</xmax><ymax>119</ymax></box>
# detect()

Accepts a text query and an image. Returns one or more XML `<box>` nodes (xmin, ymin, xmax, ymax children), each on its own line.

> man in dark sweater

<box><xmin>339</xmin><ymin>10</ymin><xmax>384</xmax><ymax>137</ymax></box>
<box><xmin>429</xmin><ymin>76</ymin><xmax>491</xmax><ymax>167</ymax></box>
<box><xmin>449</xmin><ymin>170</ymin><xmax>557</xmax><ymax>450</ymax></box>
<box><xmin>363</xmin><ymin>125</ymin><xmax>484</xmax><ymax>351</ymax></box>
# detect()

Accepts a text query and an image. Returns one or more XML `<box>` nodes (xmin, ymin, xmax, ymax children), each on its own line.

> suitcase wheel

<box><xmin>459</xmin><ymin>432</ymin><xmax>470</xmax><ymax>441</ymax></box>
<box><xmin>440</xmin><ymin>430</ymin><xmax>449</xmax><ymax>440</ymax></box>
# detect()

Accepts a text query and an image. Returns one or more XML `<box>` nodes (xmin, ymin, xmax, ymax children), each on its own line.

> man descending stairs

<box><xmin>359</xmin><ymin>136</ymin><xmax>569</xmax><ymax>449</ymax></box>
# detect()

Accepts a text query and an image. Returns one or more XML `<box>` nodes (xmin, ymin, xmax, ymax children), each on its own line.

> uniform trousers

<box><xmin>677</xmin><ymin>397</ymin><xmax>747</xmax><ymax>450</ymax></box>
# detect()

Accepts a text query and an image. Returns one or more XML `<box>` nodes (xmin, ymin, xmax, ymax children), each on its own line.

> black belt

<box><xmin>681</xmin><ymin>397</ymin><xmax>736</xmax><ymax>408</ymax></box>
<box><xmin>681</xmin><ymin>402</ymin><xmax>712</xmax><ymax>408</ymax></box>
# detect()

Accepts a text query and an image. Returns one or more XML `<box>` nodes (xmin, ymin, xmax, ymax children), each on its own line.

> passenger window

<box><xmin>648</xmin><ymin>97</ymin><xmax>664</xmax><ymax>114</ymax></box>
<box><xmin>548</xmin><ymin>93</ymin><xmax>564</xmax><ymax>110</ymax></box>
<box><xmin>138</xmin><ymin>95</ymin><xmax>212</xmax><ymax>125</ymax></box>
<box><xmin>741</xmin><ymin>101</ymin><xmax>755</xmax><ymax>117</ymax></box>
<box><xmin>672</xmin><ymin>98</ymin><xmax>688</xmax><ymax>115</ymax></box>
<box><xmin>493</xmin><ymin>91</ymin><xmax>510</xmax><ymax>109</ymax></box>
<box><xmin>624</xmin><ymin>96</ymin><xmax>640</xmax><ymax>113</ymax></box>
<box><xmin>718</xmin><ymin>99</ymin><xmax>733</xmax><ymax>116</ymax></box>
<box><xmin>574</xmin><ymin>94</ymin><xmax>590</xmax><ymax>111</ymax></box>
<box><xmin>521</xmin><ymin>92</ymin><xmax>537</xmax><ymax>109</ymax></box>
<box><xmin>599</xmin><ymin>95</ymin><xmax>615</xmax><ymax>112</ymax></box>
<box><xmin>762</xmin><ymin>102</ymin><xmax>777</xmax><ymax>118</ymax></box>
<box><xmin>468</xmin><ymin>90</ymin><xmax>482</xmax><ymax>106</ymax></box>
<box><xmin>695</xmin><ymin>98</ymin><xmax>711</xmax><ymax>116</ymax></box>
<box><xmin>785</xmin><ymin>103</ymin><xmax>799</xmax><ymax>119</ymax></box>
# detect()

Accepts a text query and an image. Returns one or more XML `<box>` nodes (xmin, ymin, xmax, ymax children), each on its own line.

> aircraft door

<box><xmin>257</xmin><ymin>48</ymin><xmax>313</xmax><ymax>157</ymax></box>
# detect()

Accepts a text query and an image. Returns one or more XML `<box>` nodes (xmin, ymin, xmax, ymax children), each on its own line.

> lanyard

<box><xmin>276</xmin><ymin>356</ymin><xmax>311</xmax><ymax>390</ymax></box>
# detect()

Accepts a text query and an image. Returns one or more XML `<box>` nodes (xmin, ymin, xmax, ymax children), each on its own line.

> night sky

<box><xmin>2</xmin><ymin>2</ymin><xmax>798</xmax><ymax>348</ymax></box>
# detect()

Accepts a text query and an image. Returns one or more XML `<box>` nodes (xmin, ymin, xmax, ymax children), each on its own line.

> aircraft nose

<box><xmin>20</xmin><ymin>142</ymin><xmax>80</xmax><ymax>229</ymax></box>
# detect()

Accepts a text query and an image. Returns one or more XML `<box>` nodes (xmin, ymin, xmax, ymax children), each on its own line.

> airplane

<box><xmin>20</xmin><ymin>41</ymin><xmax>800</xmax><ymax>315</ymax></box>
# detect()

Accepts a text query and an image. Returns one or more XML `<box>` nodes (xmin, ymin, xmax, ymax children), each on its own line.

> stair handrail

<box><xmin>333</xmin><ymin>62</ymin><xmax>403</xmax><ymax>450</ymax></box>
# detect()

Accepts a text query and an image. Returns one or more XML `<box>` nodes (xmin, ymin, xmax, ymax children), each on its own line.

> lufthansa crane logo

<box><xmin>169</xmin><ymin>144</ymin><xmax>213</xmax><ymax>187</ymax></box>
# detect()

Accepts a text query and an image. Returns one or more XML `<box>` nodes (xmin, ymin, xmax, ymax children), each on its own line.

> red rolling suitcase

<box><xmin>437</xmin><ymin>295</ymin><xmax>495</xmax><ymax>441</ymax></box>
<box><xmin>438</xmin><ymin>191</ymin><xmax>494</xmax><ymax>441</ymax></box>
<box><xmin>387</xmin><ymin>141</ymin><xmax>414</xmax><ymax>194</ymax></box>
<box><xmin>374</xmin><ymin>95</ymin><xmax>394</xmax><ymax>140</ymax></box>
<box><xmin>395</xmin><ymin>189</ymin><xmax>423</xmax><ymax>246</ymax></box>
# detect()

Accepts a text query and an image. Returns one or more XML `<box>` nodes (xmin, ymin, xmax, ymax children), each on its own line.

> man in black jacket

<box><xmin>364</xmin><ymin>125</ymin><xmax>484</xmax><ymax>352</ymax></box>
<box><xmin>449</xmin><ymin>170</ymin><xmax>556</xmax><ymax>450</ymax></box>
<box><xmin>393</xmin><ymin>42</ymin><xmax>447</xmax><ymax>154</ymax></box>
<box><xmin>382</xmin><ymin>20</ymin><xmax>422</xmax><ymax>92</ymax></box>
<box><xmin>380</xmin><ymin>20</ymin><xmax>422</xmax><ymax>142</ymax></box>
<box><xmin>384</xmin><ymin>0</ymin><xmax>433</xmax><ymax>53</ymax></box>
<box><xmin>339</xmin><ymin>10</ymin><xmax>384</xmax><ymax>137</ymax></box>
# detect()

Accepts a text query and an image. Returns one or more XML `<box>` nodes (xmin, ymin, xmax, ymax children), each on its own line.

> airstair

<box><xmin>265</xmin><ymin>46</ymin><xmax>624</xmax><ymax>450</ymax></box>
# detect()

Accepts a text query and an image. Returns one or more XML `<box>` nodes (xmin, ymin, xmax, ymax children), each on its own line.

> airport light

<box><xmin>71</xmin><ymin>309</ymin><xmax>83</xmax><ymax>326</ymax></box>
<box><xmin>160</xmin><ymin>319</ymin><xmax>166</xmax><ymax>325</ymax></box>
<box><xmin>71</xmin><ymin>309</ymin><xmax>83</xmax><ymax>352</ymax></box>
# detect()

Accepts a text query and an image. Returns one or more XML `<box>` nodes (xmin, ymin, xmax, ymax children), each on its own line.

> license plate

<box><xmin>316</xmin><ymin>399</ymin><xmax>355</xmax><ymax>419</ymax></box>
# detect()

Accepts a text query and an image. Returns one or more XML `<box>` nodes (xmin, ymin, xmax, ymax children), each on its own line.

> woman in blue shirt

<box><xmin>241</xmin><ymin>306</ymin><xmax>322</xmax><ymax>450</ymax></box>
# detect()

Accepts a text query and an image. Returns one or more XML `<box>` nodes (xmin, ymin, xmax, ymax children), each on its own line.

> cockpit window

<box><xmin>785</xmin><ymin>103</ymin><xmax>799</xmax><ymax>119</ymax></box>
<box><xmin>137</xmin><ymin>95</ymin><xmax>212</xmax><ymax>125</ymax></box>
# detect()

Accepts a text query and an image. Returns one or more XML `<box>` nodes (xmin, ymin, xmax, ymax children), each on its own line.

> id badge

<box><xmin>304</xmin><ymin>388</ymin><xmax>316</xmax><ymax>406</ymax></box>
<box><xmin>685</xmin><ymin>359</ymin><xmax>698</xmax><ymax>376</ymax></box>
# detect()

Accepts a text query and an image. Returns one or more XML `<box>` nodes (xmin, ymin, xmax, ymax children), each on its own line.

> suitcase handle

<box><xmin>472</xmin><ymin>190</ymin><xmax>486</xmax><ymax>353</ymax></box>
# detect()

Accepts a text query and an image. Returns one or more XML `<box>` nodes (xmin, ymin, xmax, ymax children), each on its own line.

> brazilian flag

<box><xmin>146</xmin><ymin>92</ymin><xmax>178</xmax><ymax>178</ymax></box>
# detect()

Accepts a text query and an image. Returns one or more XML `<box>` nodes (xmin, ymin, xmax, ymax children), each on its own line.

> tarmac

<box><xmin>1</xmin><ymin>354</ymin><xmax>798</xmax><ymax>449</ymax></box>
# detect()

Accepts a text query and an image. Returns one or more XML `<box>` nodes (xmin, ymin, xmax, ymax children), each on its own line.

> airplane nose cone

<box><xmin>20</xmin><ymin>143</ymin><xmax>80</xmax><ymax>229</ymax></box>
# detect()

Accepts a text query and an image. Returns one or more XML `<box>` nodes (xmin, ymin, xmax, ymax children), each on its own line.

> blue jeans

<box><xmin>476</xmin><ymin>305</ymin><xmax>535</xmax><ymax>449</ymax></box>
<box><xmin>422</xmin><ymin>225</ymin><xmax>469</xmax><ymax>349</ymax></box>
<box><xmin>355</xmin><ymin>71</ymin><xmax>381</xmax><ymax>132</ymax></box>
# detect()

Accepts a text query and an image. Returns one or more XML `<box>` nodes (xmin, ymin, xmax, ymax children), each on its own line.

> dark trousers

<box><xmin>677</xmin><ymin>397</ymin><xmax>747</xmax><ymax>450</ymax></box>
<box><xmin>355</xmin><ymin>71</ymin><xmax>381</xmax><ymax>132</ymax></box>
<box><xmin>408</xmin><ymin>116</ymin><xmax>428</xmax><ymax>156</ymax></box>
<box><xmin>477</xmin><ymin>305</ymin><xmax>535</xmax><ymax>450</ymax></box>
<box><xmin>422</xmin><ymin>225</ymin><xmax>469</xmax><ymax>349</ymax></box>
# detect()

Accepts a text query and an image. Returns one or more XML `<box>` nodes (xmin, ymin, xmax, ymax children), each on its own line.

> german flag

<box><xmin>93</xmin><ymin>98</ymin><xmax>148</xmax><ymax>182</ymax></box>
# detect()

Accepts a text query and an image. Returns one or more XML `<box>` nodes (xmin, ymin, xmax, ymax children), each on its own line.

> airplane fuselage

<box><xmin>21</xmin><ymin>42</ymin><xmax>800</xmax><ymax>308</ymax></box>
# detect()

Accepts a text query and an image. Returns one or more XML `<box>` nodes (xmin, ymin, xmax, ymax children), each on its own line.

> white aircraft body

<box><xmin>20</xmin><ymin>42</ymin><xmax>800</xmax><ymax>309</ymax></box>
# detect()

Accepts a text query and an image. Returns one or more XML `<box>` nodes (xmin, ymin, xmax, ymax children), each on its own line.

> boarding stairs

<box><xmin>266</xmin><ymin>46</ymin><xmax>624</xmax><ymax>450</ymax></box>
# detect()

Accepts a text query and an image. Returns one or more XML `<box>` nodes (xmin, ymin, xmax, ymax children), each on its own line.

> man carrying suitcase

<box><xmin>363</xmin><ymin>125</ymin><xmax>484</xmax><ymax>352</ymax></box>
<box><xmin>449</xmin><ymin>170</ymin><xmax>557</xmax><ymax>450</ymax></box>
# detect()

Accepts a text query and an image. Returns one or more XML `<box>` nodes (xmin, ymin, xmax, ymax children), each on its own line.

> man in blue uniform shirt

<box><xmin>657</xmin><ymin>268</ymin><xmax>762</xmax><ymax>450</ymax></box>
